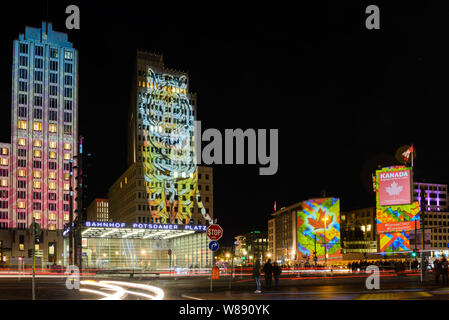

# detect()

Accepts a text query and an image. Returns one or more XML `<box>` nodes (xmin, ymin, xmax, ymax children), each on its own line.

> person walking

<box><xmin>273</xmin><ymin>261</ymin><xmax>282</xmax><ymax>289</ymax></box>
<box><xmin>262</xmin><ymin>259</ymin><xmax>273</xmax><ymax>289</ymax></box>
<box><xmin>252</xmin><ymin>259</ymin><xmax>262</xmax><ymax>293</ymax></box>
<box><xmin>434</xmin><ymin>258</ymin><xmax>441</xmax><ymax>284</ymax></box>
<box><xmin>441</xmin><ymin>256</ymin><xmax>448</xmax><ymax>286</ymax></box>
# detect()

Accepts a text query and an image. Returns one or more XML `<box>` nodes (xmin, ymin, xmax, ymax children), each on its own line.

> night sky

<box><xmin>1</xmin><ymin>1</ymin><xmax>449</xmax><ymax>245</ymax></box>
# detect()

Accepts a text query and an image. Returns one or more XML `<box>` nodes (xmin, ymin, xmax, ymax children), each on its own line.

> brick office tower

<box><xmin>0</xmin><ymin>22</ymin><xmax>78</xmax><ymax>265</ymax></box>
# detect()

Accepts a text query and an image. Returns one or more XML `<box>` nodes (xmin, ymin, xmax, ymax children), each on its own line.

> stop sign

<box><xmin>207</xmin><ymin>224</ymin><xmax>223</xmax><ymax>241</ymax></box>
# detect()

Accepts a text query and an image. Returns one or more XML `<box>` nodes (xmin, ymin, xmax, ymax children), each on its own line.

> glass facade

<box><xmin>64</xmin><ymin>230</ymin><xmax>211</xmax><ymax>269</ymax></box>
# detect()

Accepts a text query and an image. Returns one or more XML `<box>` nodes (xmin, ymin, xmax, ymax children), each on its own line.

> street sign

<box><xmin>209</xmin><ymin>241</ymin><xmax>219</xmax><ymax>252</ymax></box>
<box><xmin>207</xmin><ymin>224</ymin><xmax>223</xmax><ymax>241</ymax></box>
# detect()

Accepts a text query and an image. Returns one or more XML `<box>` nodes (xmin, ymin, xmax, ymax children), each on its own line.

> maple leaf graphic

<box><xmin>307</xmin><ymin>208</ymin><xmax>331</xmax><ymax>229</ymax></box>
<box><xmin>386</xmin><ymin>181</ymin><xmax>403</xmax><ymax>196</ymax></box>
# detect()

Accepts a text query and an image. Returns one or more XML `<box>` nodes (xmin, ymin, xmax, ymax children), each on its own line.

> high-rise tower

<box><xmin>0</xmin><ymin>22</ymin><xmax>77</xmax><ymax>264</ymax></box>
<box><xmin>109</xmin><ymin>51</ymin><xmax>213</xmax><ymax>225</ymax></box>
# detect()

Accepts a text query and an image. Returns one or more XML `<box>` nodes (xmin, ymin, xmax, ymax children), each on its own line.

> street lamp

<box><xmin>322</xmin><ymin>216</ymin><xmax>329</xmax><ymax>267</ymax></box>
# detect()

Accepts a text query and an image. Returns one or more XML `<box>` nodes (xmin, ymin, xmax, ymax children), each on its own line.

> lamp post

<box><xmin>322</xmin><ymin>216</ymin><xmax>329</xmax><ymax>267</ymax></box>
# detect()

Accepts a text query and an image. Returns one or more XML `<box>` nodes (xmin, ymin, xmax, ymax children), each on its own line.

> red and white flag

<box><xmin>402</xmin><ymin>145</ymin><xmax>413</xmax><ymax>162</ymax></box>
<box><xmin>274</xmin><ymin>201</ymin><xmax>277</xmax><ymax>212</ymax></box>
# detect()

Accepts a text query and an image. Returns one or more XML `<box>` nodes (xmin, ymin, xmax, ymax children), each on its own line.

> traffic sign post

<box><xmin>207</xmin><ymin>224</ymin><xmax>223</xmax><ymax>292</ymax></box>
<box><xmin>30</xmin><ymin>218</ymin><xmax>40</xmax><ymax>300</ymax></box>
<box><xmin>207</xmin><ymin>224</ymin><xmax>223</xmax><ymax>241</ymax></box>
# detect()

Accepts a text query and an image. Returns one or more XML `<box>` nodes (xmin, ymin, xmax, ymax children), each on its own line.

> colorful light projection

<box><xmin>138</xmin><ymin>68</ymin><xmax>210</xmax><ymax>224</ymax></box>
<box><xmin>379</xmin><ymin>231</ymin><xmax>410</xmax><ymax>253</ymax></box>
<box><xmin>297</xmin><ymin>198</ymin><xmax>341</xmax><ymax>259</ymax></box>
<box><xmin>375</xmin><ymin>166</ymin><xmax>420</xmax><ymax>252</ymax></box>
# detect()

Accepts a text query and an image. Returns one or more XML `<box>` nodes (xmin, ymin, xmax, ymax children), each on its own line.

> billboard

<box><xmin>375</xmin><ymin>166</ymin><xmax>420</xmax><ymax>252</ymax></box>
<box><xmin>297</xmin><ymin>198</ymin><xmax>341</xmax><ymax>259</ymax></box>
<box><xmin>378</xmin><ymin>168</ymin><xmax>411</xmax><ymax>206</ymax></box>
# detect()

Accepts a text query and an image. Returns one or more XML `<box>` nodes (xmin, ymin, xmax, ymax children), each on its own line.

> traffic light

<box><xmin>411</xmin><ymin>250</ymin><xmax>417</xmax><ymax>258</ymax></box>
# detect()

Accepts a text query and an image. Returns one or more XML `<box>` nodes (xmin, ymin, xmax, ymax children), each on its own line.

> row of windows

<box><xmin>15</xmin><ymin>180</ymin><xmax>70</xmax><ymax>190</ymax></box>
<box><xmin>17</xmin><ymin>120</ymin><xmax>73</xmax><ymax>134</ymax></box>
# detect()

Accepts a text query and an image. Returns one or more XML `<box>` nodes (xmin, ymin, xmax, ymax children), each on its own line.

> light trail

<box><xmin>79</xmin><ymin>280</ymin><xmax>165</xmax><ymax>300</ymax></box>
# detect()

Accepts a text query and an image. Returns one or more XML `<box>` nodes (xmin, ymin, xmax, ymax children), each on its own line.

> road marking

<box><xmin>356</xmin><ymin>291</ymin><xmax>432</xmax><ymax>300</ymax></box>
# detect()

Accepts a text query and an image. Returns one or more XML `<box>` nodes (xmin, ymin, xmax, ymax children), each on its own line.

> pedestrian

<box><xmin>252</xmin><ymin>259</ymin><xmax>262</xmax><ymax>293</ymax></box>
<box><xmin>273</xmin><ymin>262</ymin><xmax>282</xmax><ymax>289</ymax></box>
<box><xmin>434</xmin><ymin>258</ymin><xmax>441</xmax><ymax>284</ymax></box>
<box><xmin>262</xmin><ymin>259</ymin><xmax>273</xmax><ymax>289</ymax></box>
<box><xmin>441</xmin><ymin>256</ymin><xmax>448</xmax><ymax>286</ymax></box>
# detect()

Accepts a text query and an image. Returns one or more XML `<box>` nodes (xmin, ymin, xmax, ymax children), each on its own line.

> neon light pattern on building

<box><xmin>138</xmin><ymin>67</ymin><xmax>209</xmax><ymax>224</ymax></box>
<box><xmin>297</xmin><ymin>198</ymin><xmax>341</xmax><ymax>259</ymax></box>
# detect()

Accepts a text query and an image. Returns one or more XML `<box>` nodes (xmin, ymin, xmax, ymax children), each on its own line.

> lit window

<box><xmin>18</xmin><ymin>201</ymin><xmax>26</xmax><ymax>209</ymax></box>
<box><xmin>64</xmin><ymin>153</ymin><xmax>71</xmax><ymax>160</ymax></box>
<box><xmin>18</xmin><ymin>120</ymin><xmax>27</xmax><ymax>130</ymax></box>
<box><xmin>49</xmin><ymin>141</ymin><xmax>57</xmax><ymax>149</ymax></box>
<box><xmin>35</xmin><ymin>244</ymin><xmax>39</xmax><ymax>251</ymax></box>
<box><xmin>0</xmin><ymin>158</ymin><xmax>8</xmax><ymax>166</ymax></box>
<box><xmin>33</xmin><ymin>171</ymin><xmax>41</xmax><ymax>178</ymax></box>
<box><xmin>33</xmin><ymin>212</ymin><xmax>41</xmax><ymax>220</ymax></box>
<box><xmin>0</xmin><ymin>179</ymin><xmax>7</xmax><ymax>187</ymax></box>
<box><xmin>33</xmin><ymin>150</ymin><xmax>41</xmax><ymax>158</ymax></box>
<box><xmin>49</xmin><ymin>124</ymin><xmax>57</xmax><ymax>133</ymax></box>
<box><xmin>361</xmin><ymin>225</ymin><xmax>366</xmax><ymax>232</ymax></box>
<box><xmin>64</xmin><ymin>214</ymin><xmax>69</xmax><ymax>221</ymax></box>
<box><xmin>33</xmin><ymin>122</ymin><xmax>42</xmax><ymax>131</ymax></box>
<box><xmin>49</xmin><ymin>151</ymin><xmax>57</xmax><ymax>159</ymax></box>
<box><xmin>18</xmin><ymin>169</ymin><xmax>26</xmax><ymax>177</ymax></box>
<box><xmin>33</xmin><ymin>140</ymin><xmax>41</xmax><ymax>147</ymax></box>
<box><xmin>64</xmin><ymin>183</ymin><xmax>69</xmax><ymax>191</ymax></box>
<box><xmin>49</xmin><ymin>172</ymin><xmax>56</xmax><ymax>180</ymax></box>
<box><xmin>367</xmin><ymin>224</ymin><xmax>372</xmax><ymax>232</ymax></box>
<box><xmin>18</xmin><ymin>139</ymin><xmax>26</xmax><ymax>146</ymax></box>
<box><xmin>1</xmin><ymin>148</ymin><xmax>9</xmax><ymax>155</ymax></box>
<box><xmin>64</xmin><ymin>173</ymin><xmax>70</xmax><ymax>180</ymax></box>
<box><xmin>33</xmin><ymin>181</ymin><xmax>41</xmax><ymax>189</ymax></box>
<box><xmin>48</xmin><ymin>213</ymin><xmax>56</xmax><ymax>220</ymax></box>
<box><xmin>19</xmin><ymin>244</ymin><xmax>24</xmax><ymax>251</ymax></box>
<box><xmin>64</xmin><ymin>143</ymin><xmax>71</xmax><ymax>150</ymax></box>
<box><xmin>48</xmin><ymin>182</ymin><xmax>56</xmax><ymax>190</ymax></box>
<box><xmin>49</xmin><ymin>224</ymin><xmax>56</xmax><ymax>231</ymax></box>
<box><xmin>125</xmin><ymin>177</ymin><xmax>127</xmax><ymax>184</ymax></box>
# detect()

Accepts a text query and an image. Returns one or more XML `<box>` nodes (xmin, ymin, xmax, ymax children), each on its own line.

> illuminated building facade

<box><xmin>87</xmin><ymin>198</ymin><xmax>109</xmax><ymax>222</ymax></box>
<box><xmin>109</xmin><ymin>51</ymin><xmax>213</xmax><ymax>225</ymax></box>
<box><xmin>340</xmin><ymin>207</ymin><xmax>377</xmax><ymax>253</ymax></box>
<box><xmin>0</xmin><ymin>22</ymin><xmax>77</xmax><ymax>265</ymax></box>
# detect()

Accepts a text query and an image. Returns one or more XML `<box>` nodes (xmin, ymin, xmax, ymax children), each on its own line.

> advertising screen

<box><xmin>378</xmin><ymin>168</ymin><xmax>411</xmax><ymax>206</ymax></box>
<box><xmin>297</xmin><ymin>198</ymin><xmax>341</xmax><ymax>259</ymax></box>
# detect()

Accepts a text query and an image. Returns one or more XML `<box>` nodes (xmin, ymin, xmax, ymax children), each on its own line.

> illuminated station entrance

<box><xmin>63</xmin><ymin>221</ymin><xmax>211</xmax><ymax>269</ymax></box>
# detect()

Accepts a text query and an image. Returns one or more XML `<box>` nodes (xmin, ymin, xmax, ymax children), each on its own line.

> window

<box><xmin>64</xmin><ymin>112</ymin><xmax>72</xmax><ymax>123</ymax></box>
<box><xmin>35</xmin><ymin>46</ymin><xmax>43</xmax><ymax>56</ymax></box>
<box><xmin>33</xmin><ymin>212</ymin><xmax>41</xmax><ymax>220</ymax></box>
<box><xmin>33</xmin><ymin>181</ymin><xmax>41</xmax><ymax>189</ymax></box>
<box><xmin>0</xmin><ymin>159</ymin><xmax>7</xmax><ymax>166</ymax></box>
<box><xmin>48</xmin><ymin>224</ymin><xmax>56</xmax><ymax>231</ymax></box>
<box><xmin>50</xmin><ymin>60</ymin><xmax>58</xmax><ymax>71</ymax></box>
<box><xmin>33</xmin><ymin>171</ymin><xmax>41</xmax><ymax>178</ymax></box>
<box><xmin>18</xmin><ymin>169</ymin><xmax>25</xmax><ymax>177</ymax></box>
<box><xmin>63</xmin><ymin>183</ymin><xmax>69</xmax><ymax>191</ymax></box>
<box><xmin>49</xmin><ymin>141</ymin><xmax>57</xmax><ymax>149</ymax></box>
<box><xmin>19</xmin><ymin>43</ymin><xmax>28</xmax><ymax>54</ymax></box>
<box><xmin>33</xmin><ymin>140</ymin><xmax>41</xmax><ymax>147</ymax></box>
<box><xmin>64</xmin><ymin>75</ymin><xmax>72</xmax><ymax>86</ymax></box>
<box><xmin>49</xmin><ymin>86</ymin><xmax>57</xmax><ymax>96</ymax></box>
<box><xmin>18</xmin><ymin>120</ymin><xmax>27</xmax><ymax>130</ymax></box>
<box><xmin>64</xmin><ymin>125</ymin><xmax>72</xmax><ymax>135</ymax></box>
<box><xmin>18</xmin><ymin>94</ymin><xmax>27</xmax><ymax>105</ymax></box>
<box><xmin>33</xmin><ymin>150</ymin><xmax>41</xmax><ymax>158</ymax></box>
<box><xmin>64</xmin><ymin>51</ymin><xmax>73</xmax><ymax>60</ymax></box>
<box><xmin>64</xmin><ymin>153</ymin><xmax>71</xmax><ymax>160</ymax></box>
<box><xmin>48</xmin><ymin>213</ymin><xmax>56</xmax><ymax>221</ymax></box>
<box><xmin>64</xmin><ymin>100</ymin><xmax>72</xmax><ymax>110</ymax></box>
<box><xmin>17</xmin><ymin>201</ymin><xmax>26</xmax><ymax>209</ymax></box>
<box><xmin>64</xmin><ymin>88</ymin><xmax>72</xmax><ymax>98</ymax></box>
<box><xmin>19</xmin><ymin>81</ymin><xmax>28</xmax><ymax>92</ymax></box>
<box><xmin>33</xmin><ymin>121</ymin><xmax>42</xmax><ymax>131</ymax></box>
<box><xmin>34</xmin><ymin>70</ymin><xmax>42</xmax><ymax>81</ymax></box>
<box><xmin>49</xmin><ymin>151</ymin><xmax>57</xmax><ymax>159</ymax></box>
<box><xmin>49</xmin><ymin>73</ymin><xmax>58</xmax><ymax>84</ymax></box>
<box><xmin>35</xmin><ymin>58</ymin><xmax>43</xmax><ymax>69</ymax></box>
<box><xmin>49</xmin><ymin>124</ymin><xmax>57</xmax><ymax>133</ymax></box>
<box><xmin>64</xmin><ymin>143</ymin><xmax>71</xmax><ymax>150</ymax></box>
<box><xmin>0</xmin><ymin>180</ymin><xmax>7</xmax><ymax>187</ymax></box>
<box><xmin>33</xmin><ymin>108</ymin><xmax>42</xmax><ymax>119</ymax></box>
<box><xmin>49</xmin><ymin>172</ymin><xmax>56</xmax><ymax>180</ymax></box>
<box><xmin>19</xmin><ymin>56</ymin><xmax>28</xmax><ymax>67</ymax></box>
<box><xmin>49</xmin><ymin>98</ymin><xmax>57</xmax><ymax>108</ymax></box>
<box><xmin>49</xmin><ymin>111</ymin><xmax>57</xmax><ymax>121</ymax></box>
<box><xmin>48</xmin><ymin>182</ymin><xmax>56</xmax><ymax>190</ymax></box>
<box><xmin>64</xmin><ymin>63</ymin><xmax>73</xmax><ymax>73</ymax></box>
<box><xmin>17</xmin><ymin>148</ymin><xmax>26</xmax><ymax>157</ymax></box>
